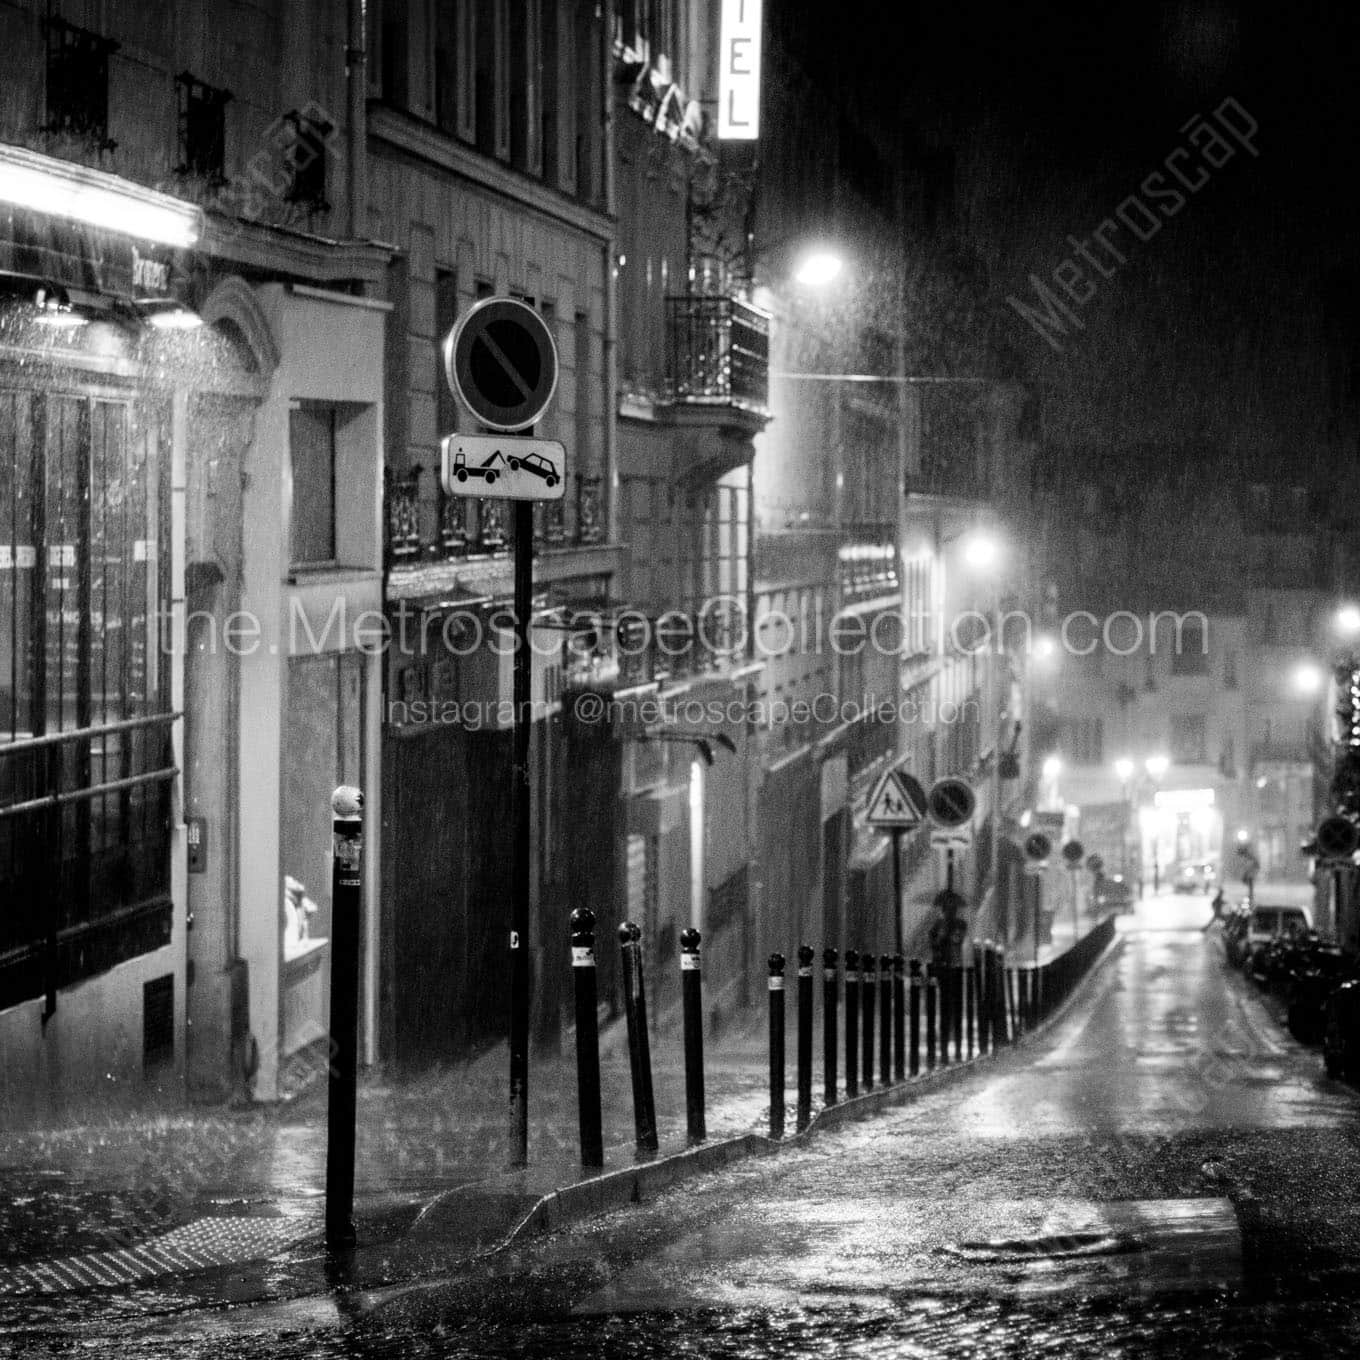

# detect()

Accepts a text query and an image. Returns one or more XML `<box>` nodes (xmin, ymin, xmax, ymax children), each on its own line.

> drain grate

<box><xmin>0</xmin><ymin>1215</ymin><xmax>307</xmax><ymax>1297</ymax></box>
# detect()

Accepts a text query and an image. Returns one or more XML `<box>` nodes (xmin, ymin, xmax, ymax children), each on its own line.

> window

<box><xmin>290</xmin><ymin>405</ymin><xmax>338</xmax><ymax>566</ymax></box>
<box><xmin>476</xmin><ymin>0</ymin><xmax>511</xmax><ymax>159</ymax></box>
<box><xmin>282</xmin><ymin>107</ymin><xmax>334</xmax><ymax>211</ymax></box>
<box><xmin>1170</xmin><ymin>619</ymin><xmax>1208</xmax><ymax>675</ymax></box>
<box><xmin>46</xmin><ymin>18</ymin><xmax>119</xmax><ymax>148</ymax></box>
<box><xmin>176</xmin><ymin>73</ymin><xmax>231</xmax><ymax>183</ymax></box>
<box><xmin>510</xmin><ymin>0</ymin><xmax>543</xmax><ymax>174</ymax></box>
<box><xmin>1171</xmin><ymin>714</ymin><xmax>1208</xmax><ymax>765</ymax></box>
<box><xmin>435</xmin><ymin>1</ymin><xmax>477</xmax><ymax>139</ymax></box>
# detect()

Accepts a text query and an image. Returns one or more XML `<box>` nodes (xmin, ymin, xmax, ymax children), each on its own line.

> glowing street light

<box><xmin>1145</xmin><ymin>754</ymin><xmax>1169</xmax><ymax>780</ymax></box>
<box><xmin>1336</xmin><ymin>603</ymin><xmax>1360</xmax><ymax>638</ymax></box>
<box><xmin>1033</xmin><ymin>633</ymin><xmax>1058</xmax><ymax>662</ymax></box>
<box><xmin>1114</xmin><ymin>757</ymin><xmax>1135</xmax><ymax>782</ymax></box>
<box><xmin>962</xmin><ymin>532</ymin><xmax>1000</xmax><ymax>571</ymax></box>
<box><xmin>1292</xmin><ymin>660</ymin><xmax>1324</xmax><ymax>696</ymax></box>
<box><xmin>1041</xmin><ymin>754</ymin><xmax>1063</xmax><ymax>780</ymax></box>
<box><xmin>792</xmin><ymin>250</ymin><xmax>844</xmax><ymax>287</ymax></box>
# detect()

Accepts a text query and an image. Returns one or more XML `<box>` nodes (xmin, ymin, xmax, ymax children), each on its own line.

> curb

<box><xmin>503</xmin><ymin>928</ymin><xmax>1127</xmax><ymax>1247</ymax></box>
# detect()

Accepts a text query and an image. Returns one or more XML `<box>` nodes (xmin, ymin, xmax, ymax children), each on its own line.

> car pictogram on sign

<box><xmin>508</xmin><ymin>450</ymin><xmax>559</xmax><ymax>487</ymax></box>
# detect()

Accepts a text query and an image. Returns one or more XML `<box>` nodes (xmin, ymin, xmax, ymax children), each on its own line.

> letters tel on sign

<box><xmin>718</xmin><ymin>0</ymin><xmax>763</xmax><ymax>139</ymax></box>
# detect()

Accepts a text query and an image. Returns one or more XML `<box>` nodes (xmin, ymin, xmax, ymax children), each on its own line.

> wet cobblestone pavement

<box><xmin>8</xmin><ymin>896</ymin><xmax>1360</xmax><ymax>1356</ymax></box>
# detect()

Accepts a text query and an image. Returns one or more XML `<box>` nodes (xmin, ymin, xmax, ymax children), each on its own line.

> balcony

<box><xmin>667</xmin><ymin>295</ymin><xmax>771</xmax><ymax>425</ymax></box>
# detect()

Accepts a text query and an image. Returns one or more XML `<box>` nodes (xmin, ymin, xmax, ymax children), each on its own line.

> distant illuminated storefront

<box><xmin>1140</xmin><ymin>787</ymin><xmax>1221</xmax><ymax>887</ymax></box>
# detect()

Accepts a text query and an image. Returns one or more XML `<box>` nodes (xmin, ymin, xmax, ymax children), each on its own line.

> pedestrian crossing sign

<box><xmin>867</xmin><ymin>769</ymin><xmax>928</xmax><ymax>830</ymax></box>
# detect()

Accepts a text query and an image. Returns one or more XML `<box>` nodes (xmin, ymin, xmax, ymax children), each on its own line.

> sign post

<box><xmin>867</xmin><ymin>768</ymin><xmax>927</xmax><ymax>955</ymax></box>
<box><xmin>443</xmin><ymin>297</ymin><xmax>561</xmax><ymax>1168</ymax></box>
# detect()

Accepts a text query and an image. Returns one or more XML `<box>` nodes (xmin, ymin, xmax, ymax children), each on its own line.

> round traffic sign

<box><xmin>928</xmin><ymin>777</ymin><xmax>976</xmax><ymax>828</ymax></box>
<box><xmin>1316</xmin><ymin>815</ymin><xmax>1360</xmax><ymax>860</ymax></box>
<box><xmin>445</xmin><ymin>297</ymin><xmax>559</xmax><ymax>432</ymax></box>
<box><xmin>1061</xmin><ymin>839</ymin><xmax>1085</xmax><ymax>866</ymax></box>
<box><xmin>1024</xmin><ymin>831</ymin><xmax>1052</xmax><ymax>861</ymax></box>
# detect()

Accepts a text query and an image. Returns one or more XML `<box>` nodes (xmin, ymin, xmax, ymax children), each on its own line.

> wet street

<box><xmin>12</xmin><ymin>892</ymin><xmax>1360</xmax><ymax>1357</ymax></box>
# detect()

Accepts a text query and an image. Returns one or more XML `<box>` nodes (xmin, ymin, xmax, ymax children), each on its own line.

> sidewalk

<box><xmin>0</xmin><ymin>1002</ymin><xmax>774</xmax><ymax>1300</ymax></box>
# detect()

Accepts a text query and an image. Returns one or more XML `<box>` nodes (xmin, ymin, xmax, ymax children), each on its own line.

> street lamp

<box><xmin>1336</xmin><ymin>603</ymin><xmax>1360</xmax><ymax>639</ymax></box>
<box><xmin>1292</xmin><ymin>660</ymin><xmax>1324</xmax><ymax>696</ymax></box>
<box><xmin>962</xmin><ymin>532</ymin><xmax>1001</xmax><ymax>571</ymax></box>
<box><xmin>792</xmin><ymin>249</ymin><xmax>844</xmax><ymax>287</ymax></box>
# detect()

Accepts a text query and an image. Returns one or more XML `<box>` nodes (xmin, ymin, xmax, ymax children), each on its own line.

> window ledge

<box><xmin>287</xmin><ymin>565</ymin><xmax>381</xmax><ymax>585</ymax></box>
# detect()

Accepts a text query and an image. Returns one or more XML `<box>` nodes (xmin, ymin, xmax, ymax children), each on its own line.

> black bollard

<box><xmin>822</xmin><ymin>947</ymin><xmax>839</xmax><ymax>1106</ymax></box>
<box><xmin>325</xmin><ymin>785</ymin><xmax>363</xmax><ymax>1249</ymax></box>
<box><xmin>926</xmin><ymin>963</ymin><xmax>938</xmax><ymax>1069</ymax></box>
<box><xmin>769</xmin><ymin>952</ymin><xmax>786</xmax><ymax>1138</ymax></box>
<box><xmin>861</xmin><ymin>951</ymin><xmax>876</xmax><ymax>1091</ymax></box>
<box><xmin>680</xmin><ymin>927</ymin><xmax>705</xmax><ymax>1145</ymax></box>
<box><xmin>844</xmin><ymin>949</ymin><xmax>860</xmax><ymax>1097</ymax></box>
<box><xmin>975</xmin><ymin>943</ymin><xmax>989</xmax><ymax>1056</ymax></box>
<box><xmin>909</xmin><ymin>958</ymin><xmax>922</xmax><ymax>1076</ymax></box>
<box><xmin>951</xmin><ymin>963</ymin><xmax>964</xmax><ymax>1063</ymax></box>
<box><xmin>937</xmin><ymin>959</ymin><xmax>950</xmax><ymax>1067</ymax></box>
<box><xmin>893</xmin><ymin>955</ymin><xmax>906</xmax><ymax>1082</ymax></box>
<box><xmin>997</xmin><ymin>946</ymin><xmax>1011</xmax><ymax>1044</ymax></box>
<box><xmin>619</xmin><ymin>922</ymin><xmax>658</xmax><ymax>1153</ymax></box>
<box><xmin>571</xmin><ymin>908</ymin><xmax>603</xmax><ymax>1168</ymax></box>
<box><xmin>796</xmin><ymin>944</ymin><xmax>814</xmax><ymax>1132</ymax></box>
<box><xmin>965</xmin><ymin>963</ymin><xmax>975</xmax><ymax>1060</ymax></box>
<box><xmin>879</xmin><ymin>954</ymin><xmax>892</xmax><ymax>1087</ymax></box>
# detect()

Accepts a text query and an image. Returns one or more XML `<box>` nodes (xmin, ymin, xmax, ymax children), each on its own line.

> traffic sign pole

<box><xmin>892</xmin><ymin>829</ymin><xmax>903</xmax><ymax>957</ymax></box>
<box><xmin>508</xmin><ymin>435</ymin><xmax>535</xmax><ymax>1168</ymax></box>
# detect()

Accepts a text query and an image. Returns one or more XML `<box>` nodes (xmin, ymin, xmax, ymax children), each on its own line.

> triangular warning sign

<box><xmin>867</xmin><ymin>769</ymin><xmax>926</xmax><ymax>829</ymax></box>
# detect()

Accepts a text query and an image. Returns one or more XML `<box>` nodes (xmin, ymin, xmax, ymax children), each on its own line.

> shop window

<box><xmin>46</xmin><ymin>18</ymin><xmax>119</xmax><ymax>149</ymax></box>
<box><xmin>175</xmin><ymin>73</ymin><xmax>231</xmax><ymax>183</ymax></box>
<box><xmin>290</xmin><ymin>405</ymin><xmax>338</xmax><ymax>566</ymax></box>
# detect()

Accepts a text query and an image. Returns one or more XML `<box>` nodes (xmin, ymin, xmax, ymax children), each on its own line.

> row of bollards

<box><xmin>763</xmin><ymin>941</ymin><xmax>1027</xmax><ymax>1138</ymax></box>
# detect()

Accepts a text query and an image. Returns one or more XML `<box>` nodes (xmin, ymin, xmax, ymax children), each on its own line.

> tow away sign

<box><xmin>441</xmin><ymin>434</ymin><xmax>566</xmax><ymax>502</ymax></box>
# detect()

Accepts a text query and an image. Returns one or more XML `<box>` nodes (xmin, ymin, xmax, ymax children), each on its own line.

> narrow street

<box><xmin>18</xmin><ymin>892</ymin><xmax>1360</xmax><ymax>1358</ymax></box>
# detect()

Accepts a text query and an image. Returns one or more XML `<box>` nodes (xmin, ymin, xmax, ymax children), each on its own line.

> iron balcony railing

<box><xmin>667</xmin><ymin>295</ymin><xmax>771</xmax><ymax>416</ymax></box>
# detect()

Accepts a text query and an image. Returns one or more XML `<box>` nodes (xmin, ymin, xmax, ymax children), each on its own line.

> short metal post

<box><xmin>878</xmin><ymin>954</ymin><xmax>892</xmax><ymax>1086</ymax></box>
<box><xmin>994</xmin><ymin>946</ymin><xmax>1010</xmax><ymax>1044</ymax></box>
<box><xmin>796</xmin><ymin>944</ymin><xmax>814</xmax><ymax>1132</ymax></box>
<box><xmin>822</xmin><ymin>947</ymin><xmax>839</xmax><ymax>1106</ymax></box>
<box><xmin>909</xmin><ymin>958</ymin><xmax>922</xmax><ymax>1076</ymax></box>
<box><xmin>937</xmin><ymin>959</ymin><xmax>950</xmax><ymax>1067</ymax></box>
<box><xmin>965</xmin><ymin>962</ymin><xmax>975</xmax><ymax>1060</ymax></box>
<box><xmin>680</xmin><ymin>927</ymin><xmax>705</xmax><ymax>1145</ymax></box>
<box><xmin>951</xmin><ymin>963</ymin><xmax>964</xmax><ymax>1062</ymax></box>
<box><xmin>325</xmin><ymin>785</ymin><xmax>363</xmax><ymax>1249</ymax></box>
<box><xmin>844</xmin><ymin>949</ymin><xmax>859</xmax><ymax>1097</ymax></box>
<box><xmin>892</xmin><ymin>954</ymin><xmax>906</xmax><ymax>1082</ymax></box>
<box><xmin>860</xmin><ymin>951</ymin><xmax>876</xmax><ymax>1091</ymax></box>
<box><xmin>926</xmin><ymin>963</ymin><xmax>938</xmax><ymax>1069</ymax></box>
<box><xmin>571</xmin><ymin>908</ymin><xmax>603</xmax><ymax>1168</ymax></box>
<box><xmin>619</xmin><ymin>922</ymin><xmax>658</xmax><ymax>1153</ymax></box>
<box><xmin>976</xmin><ymin>942</ymin><xmax>990</xmax><ymax>1055</ymax></box>
<box><xmin>768</xmin><ymin>952</ymin><xmax>786</xmax><ymax>1139</ymax></box>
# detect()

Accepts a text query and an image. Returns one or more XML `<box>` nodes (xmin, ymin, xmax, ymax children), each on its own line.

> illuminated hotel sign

<box><xmin>718</xmin><ymin>0</ymin><xmax>762</xmax><ymax>139</ymax></box>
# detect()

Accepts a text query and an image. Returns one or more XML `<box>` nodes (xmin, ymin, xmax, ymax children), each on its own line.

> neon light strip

<box><xmin>0</xmin><ymin>145</ymin><xmax>202</xmax><ymax>248</ymax></box>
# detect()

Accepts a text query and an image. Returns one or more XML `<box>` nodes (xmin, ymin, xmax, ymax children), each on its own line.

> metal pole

<box><xmin>508</xmin><ymin>497</ymin><xmax>534</xmax><ymax>1167</ymax></box>
<box><xmin>965</xmin><ymin>961</ymin><xmax>975</xmax><ymax>1060</ymax></box>
<box><xmin>925</xmin><ymin>963</ymin><xmax>938</xmax><ymax>1069</ymax></box>
<box><xmin>768</xmin><ymin>952</ymin><xmax>786</xmax><ymax>1138</ymax></box>
<box><xmin>909</xmin><ymin>958</ymin><xmax>922</xmax><ymax>1076</ymax></box>
<box><xmin>619</xmin><ymin>922</ymin><xmax>657</xmax><ymax>1152</ymax></box>
<box><xmin>571</xmin><ymin>908</ymin><xmax>603</xmax><ymax>1168</ymax></box>
<box><xmin>892</xmin><ymin>829</ymin><xmax>904</xmax><ymax>957</ymax></box>
<box><xmin>861</xmin><ymin>951</ymin><xmax>875</xmax><ymax>1091</ymax></box>
<box><xmin>844</xmin><ymin>949</ymin><xmax>859</xmax><ymax>1096</ymax></box>
<box><xmin>325</xmin><ymin>785</ymin><xmax>363</xmax><ymax>1249</ymax></box>
<box><xmin>630</xmin><ymin>921</ymin><xmax>657</xmax><ymax>1150</ymax></box>
<box><xmin>796</xmin><ymin>944</ymin><xmax>814</xmax><ymax>1131</ymax></box>
<box><xmin>893</xmin><ymin>954</ymin><xmax>905</xmax><ymax>1081</ymax></box>
<box><xmin>879</xmin><ymin>954</ymin><xmax>892</xmax><ymax>1086</ymax></box>
<box><xmin>822</xmin><ymin>947</ymin><xmax>839</xmax><ymax>1106</ymax></box>
<box><xmin>680</xmin><ymin>927</ymin><xmax>705</xmax><ymax>1145</ymax></box>
<box><xmin>976</xmin><ymin>941</ymin><xmax>990</xmax><ymax>1055</ymax></box>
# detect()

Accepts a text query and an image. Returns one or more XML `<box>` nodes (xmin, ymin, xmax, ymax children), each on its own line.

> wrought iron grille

<box><xmin>0</xmin><ymin>389</ymin><xmax>173</xmax><ymax>1011</ymax></box>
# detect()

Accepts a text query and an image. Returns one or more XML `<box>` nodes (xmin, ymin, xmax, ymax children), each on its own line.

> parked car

<box><xmin>1223</xmin><ymin>902</ymin><xmax>1254</xmax><ymax>966</ymax></box>
<box><xmin>1243</xmin><ymin>904</ymin><xmax>1314</xmax><ymax>980</ymax></box>
<box><xmin>1172</xmin><ymin>859</ymin><xmax>1219</xmax><ymax>894</ymax></box>
<box><xmin>1094</xmin><ymin>874</ymin><xmax>1136</xmax><ymax>913</ymax></box>
<box><xmin>1285</xmin><ymin>945</ymin><xmax>1355</xmax><ymax>1045</ymax></box>
<box><xmin>1324</xmin><ymin>980</ymin><xmax>1360</xmax><ymax>1079</ymax></box>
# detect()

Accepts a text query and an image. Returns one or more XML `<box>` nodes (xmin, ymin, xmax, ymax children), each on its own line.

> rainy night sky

<box><xmin>775</xmin><ymin>0</ymin><xmax>1360</xmax><ymax>477</ymax></box>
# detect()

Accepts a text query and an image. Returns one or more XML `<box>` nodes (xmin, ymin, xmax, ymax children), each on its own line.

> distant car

<box><xmin>1094</xmin><ymin>875</ymin><xmax>1136</xmax><ymax>913</ymax></box>
<box><xmin>1172</xmin><ymin>860</ymin><xmax>1218</xmax><ymax>894</ymax></box>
